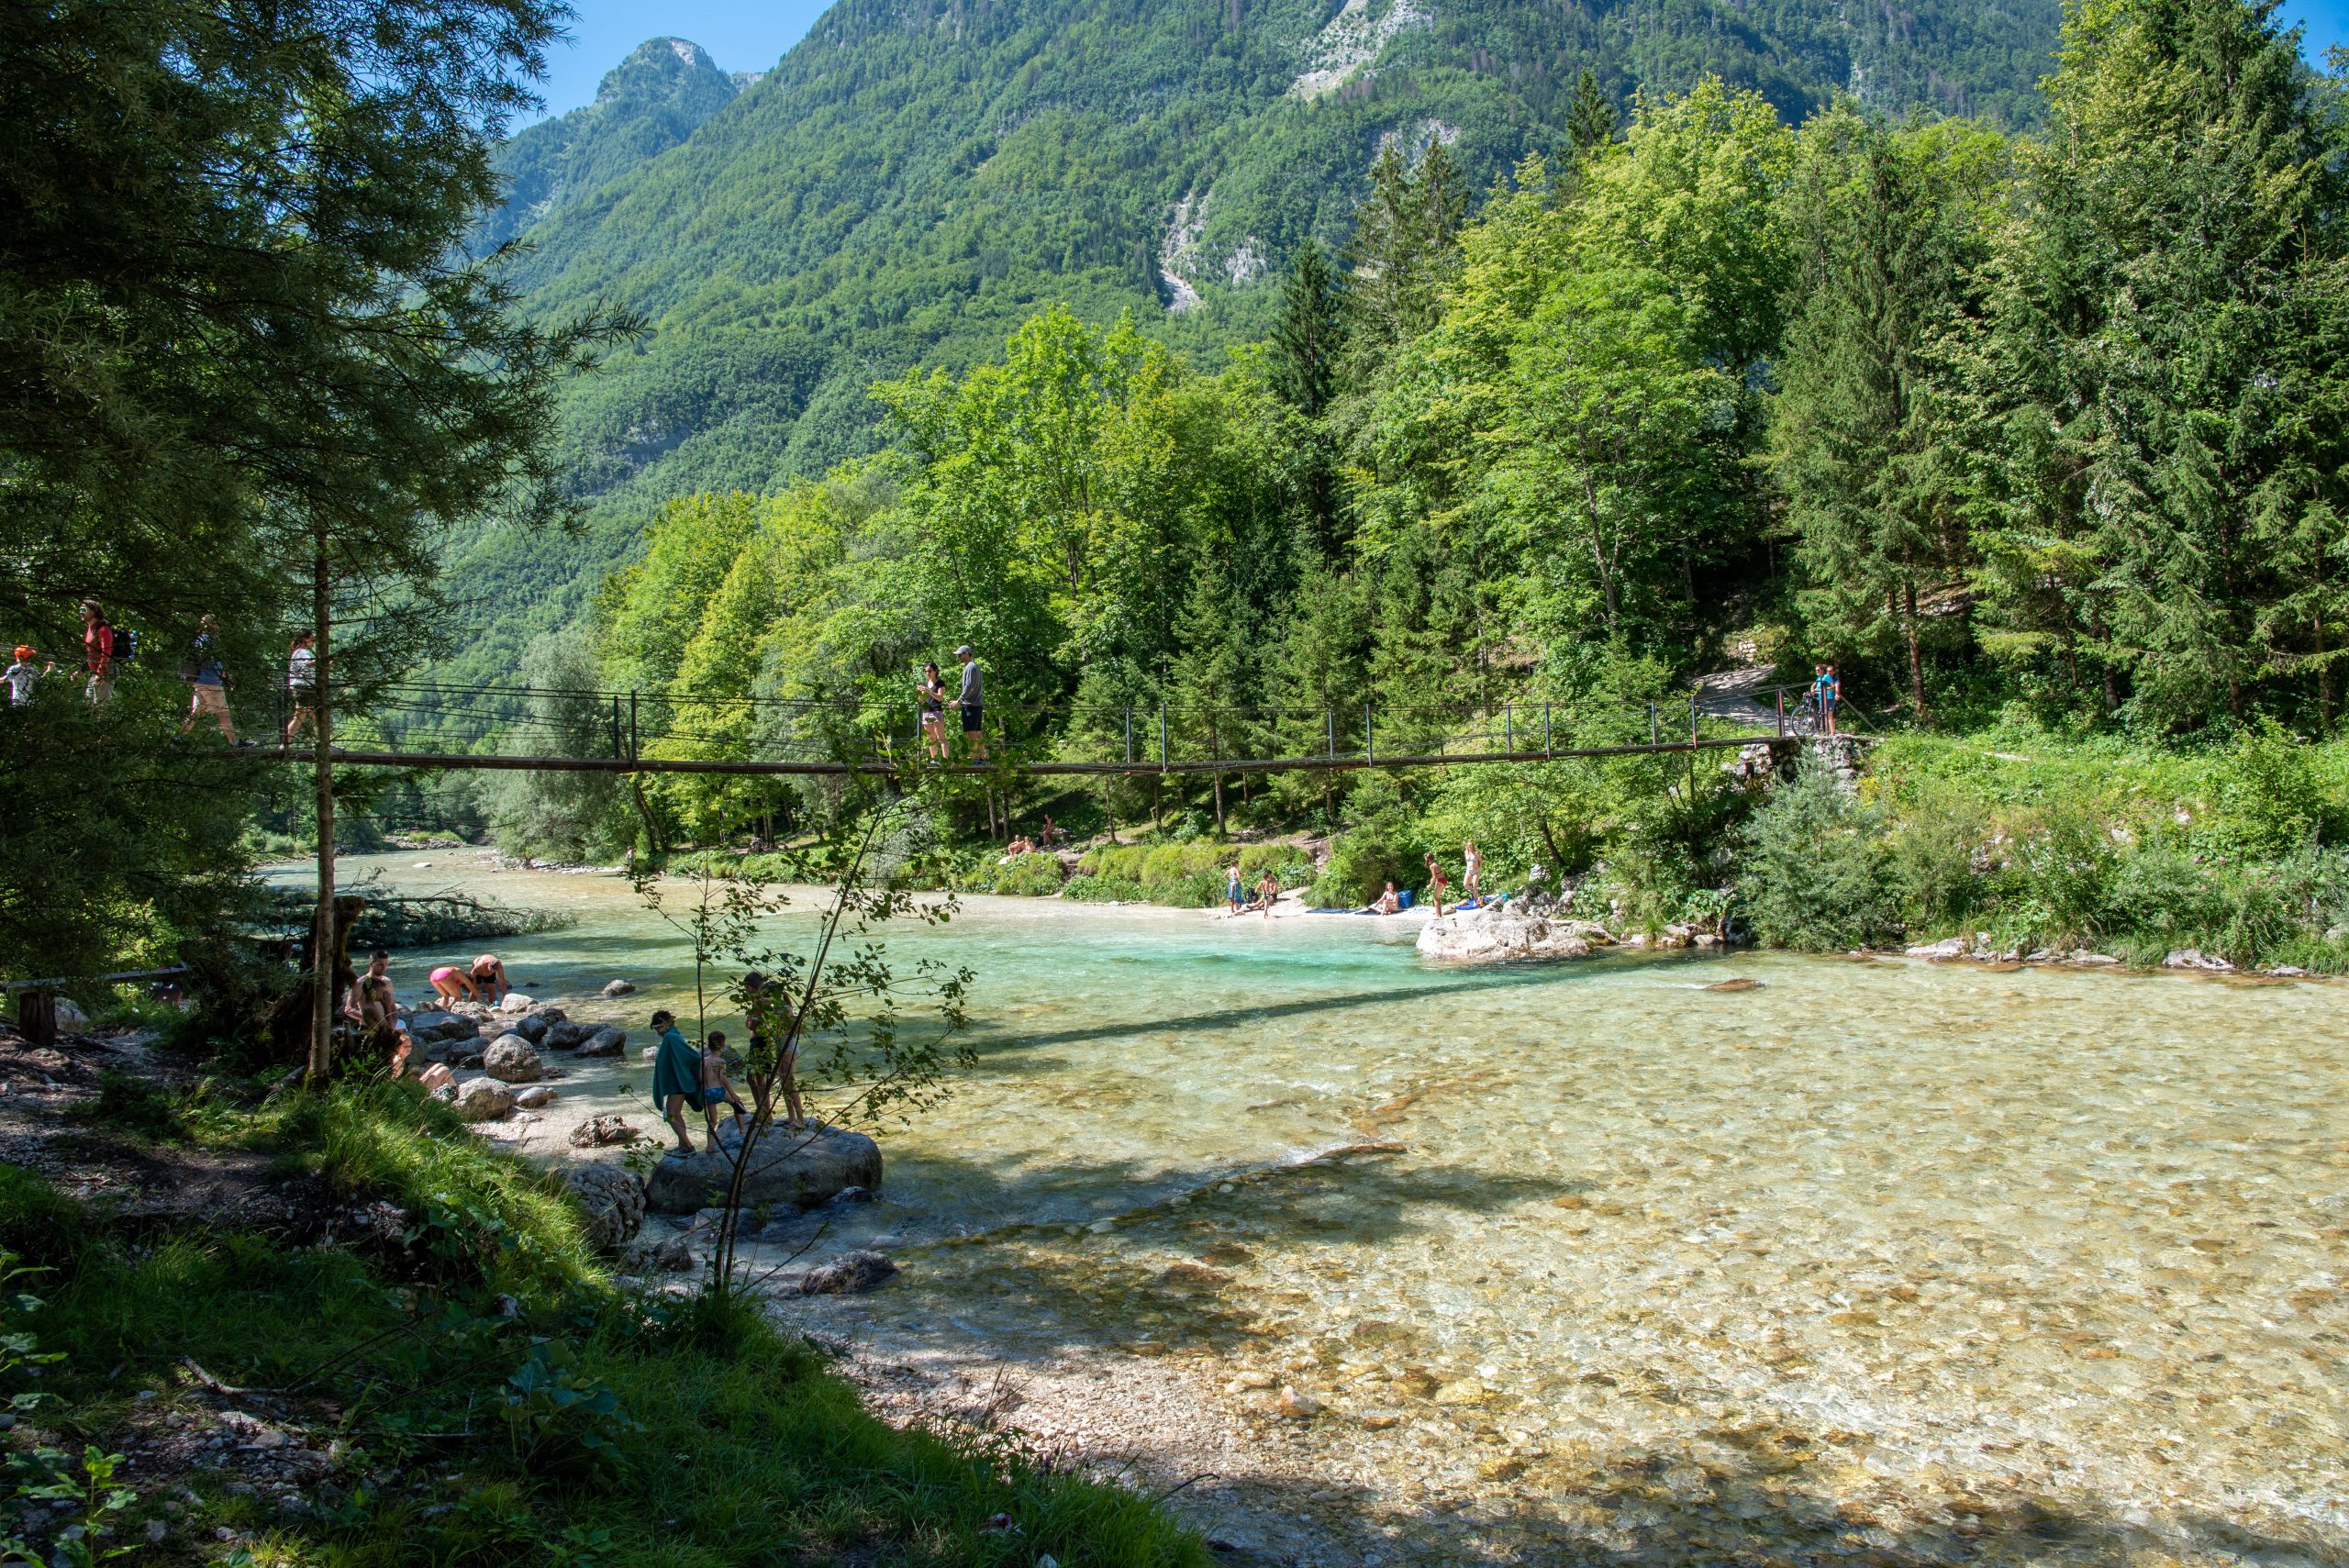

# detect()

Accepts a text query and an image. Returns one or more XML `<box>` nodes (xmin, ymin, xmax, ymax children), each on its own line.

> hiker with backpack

<box><xmin>80</xmin><ymin>599</ymin><xmax>128</xmax><ymax>704</ymax></box>
<box><xmin>180</xmin><ymin>615</ymin><xmax>239</xmax><ymax>744</ymax></box>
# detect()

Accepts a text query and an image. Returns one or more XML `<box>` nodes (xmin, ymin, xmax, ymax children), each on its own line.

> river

<box><xmin>290</xmin><ymin>851</ymin><xmax>2348</xmax><ymax>1568</ymax></box>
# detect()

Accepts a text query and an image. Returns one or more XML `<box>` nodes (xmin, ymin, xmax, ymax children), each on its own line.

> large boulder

<box><xmin>544</xmin><ymin>1020</ymin><xmax>590</xmax><ymax>1051</ymax></box>
<box><xmin>1415</xmin><ymin>906</ymin><xmax>1609</xmax><ymax>965</ymax></box>
<box><xmin>511</xmin><ymin>1014</ymin><xmax>551</xmax><ymax>1044</ymax></box>
<box><xmin>481</xmin><ymin>1036</ymin><xmax>543</xmax><ymax>1084</ymax></box>
<box><xmin>601</xmin><ymin>979</ymin><xmax>636</xmax><ymax>998</ymax></box>
<box><xmin>453</xmin><ymin>1077</ymin><xmax>516</xmax><ymax>1121</ymax></box>
<box><xmin>644</xmin><ymin>1122</ymin><xmax>884</xmax><ymax>1215</ymax></box>
<box><xmin>577</xmin><ymin>1027</ymin><xmax>628</xmax><ymax>1057</ymax></box>
<box><xmin>562</xmin><ymin>1163</ymin><xmax>645</xmax><ymax>1252</ymax></box>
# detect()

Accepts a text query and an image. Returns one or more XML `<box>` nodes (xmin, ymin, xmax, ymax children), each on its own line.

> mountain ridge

<box><xmin>437</xmin><ymin>0</ymin><xmax>2065</xmax><ymax>697</ymax></box>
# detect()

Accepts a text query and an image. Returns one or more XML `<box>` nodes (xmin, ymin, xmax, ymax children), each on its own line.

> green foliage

<box><xmin>0</xmin><ymin>1114</ymin><xmax>1211</xmax><ymax>1568</ymax></box>
<box><xmin>957</xmin><ymin>852</ymin><xmax>1070</xmax><ymax>896</ymax></box>
<box><xmin>430</xmin><ymin>0</ymin><xmax>2066</xmax><ymax>702</ymax></box>
<box><xmin>1307</xmin><ymin>824</ymin><xmax>1426</xmax><ymax>907</ymax></box>
<box><xmin>1739</xmin><ymin>768</ymin><xmax>1900</xmax><ymax>950</ymax></box>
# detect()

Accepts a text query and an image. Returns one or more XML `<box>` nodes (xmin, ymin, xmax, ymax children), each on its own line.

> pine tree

<box><xmin>1273</xmin><ymin>240</ymin><xmax>1345</xmax><ymax>417</ymax></box>
<box><xmin>1568</xmin><ymin>66</ymin><xmax>1617</xmax><ymax>162</ymax></box>
<box><xmin>1772</xmin><ymin>108</ymin><xmax>2007</xmax><ymax>718</ymax></box>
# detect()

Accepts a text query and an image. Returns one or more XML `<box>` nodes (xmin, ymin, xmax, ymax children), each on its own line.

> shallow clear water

<box><xmin>295</xmin><ymin>854</ymin><xmax>2349</xmax><ymax>1566</ymax></box>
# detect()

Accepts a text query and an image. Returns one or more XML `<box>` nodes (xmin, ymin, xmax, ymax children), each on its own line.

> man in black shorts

<box><xmin>951</xmin><ymin>643</ymin><xmax>987</xmax><ymax>760</ymax></box>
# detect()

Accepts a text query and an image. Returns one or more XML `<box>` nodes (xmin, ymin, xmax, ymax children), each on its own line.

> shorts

<box><xmin>961</xmin><ymin>705</ymin><xmax>983</xmax><ymax>734</ymax></box>
<box><xmin>288</xmin><ymin>682</ymin><xmax>317</xmax><ymax>709</ymax></box>
<box><xmin>84</xmin><ymin>672</ymin><xmax>113</xmax><ymax>704</ymax></box>
<box><xmin>695</xmin><ymin>1084</ymin><xmax>731</xmax><ymax>1108</ymax></box>
<box><xmin>192</xmin><ymin>684</ymin><xmax>228</xmax><ymax>716</ymax></box>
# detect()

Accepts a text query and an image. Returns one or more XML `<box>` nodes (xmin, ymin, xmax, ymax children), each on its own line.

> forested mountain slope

<box><xmin>442</xmin><ymin>0</ymin><xmax>2062</xmax><ymax>694</ymax></box>
<box><xmin>477</xmin><ymin>38</ymin><xmax>743</xmax><ymax>251</ymax></box>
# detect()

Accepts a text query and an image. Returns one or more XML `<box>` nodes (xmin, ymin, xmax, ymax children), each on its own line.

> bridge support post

<box><xmin>611</xmin><ymin>695</ymin><xmax>622</xmax><ymax>760</ymax></box>
<box><xmin>1505</xmin><ymin>704</ymin><xmax>1512</xmax><ymax>752</ymax></box>
<box><xmin>1691</xmin><ymin>692</ymin><xmax>1699</xmax><ymax>743</ymax></box>
<box><xmin>629</xmin><ymin>693</ymin><xmax>639</xmax><ymax>761</ymax></box>
<box><xmin>1364</xmin><ymin>704</ymin><xmax>1374</xmax><ymax>764</ymax></box>
<box><xmin>1649</xmin><ymin>703</ymin><xmax>1657</xmax><ymax>745</ymax></box>
<box><xmin>1543</xmin><ymin>703</ymin><xmax>1552</xmax><ymax>756</ymax></box>
<box><xmin>1159</xmin><ymin>704</ymin><xmax>1168</xmax><ymax>771</ymax></box>
<box><xmin>1776</xmin><ymin>687</ymin><xmax>1785</xmax><ymax>737</ymax></box>
<box><xmin>1326</xmin><ymin>707</ymin><xmax>1335</xmax><ymax>759</ymax></box>
<box><xmin>1124</xmin><ymin>706</ymin><xmax>1132</xmax><ymax>765</ymax></box>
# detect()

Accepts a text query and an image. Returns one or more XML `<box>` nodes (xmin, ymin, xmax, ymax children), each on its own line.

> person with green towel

<box><xmin>649</xmin><ymin>1008</ymin><xmax>704</xmax><ymax>1153</ymax></box>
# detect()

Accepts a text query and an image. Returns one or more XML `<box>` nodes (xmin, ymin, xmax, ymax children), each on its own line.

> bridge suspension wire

<box><xmin>248</xmin><ymin>678</ymin><xmax>1822</xmax><ymax>778</ymax></box>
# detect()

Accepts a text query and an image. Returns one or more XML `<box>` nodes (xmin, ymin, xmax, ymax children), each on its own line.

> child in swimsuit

<box><xmin>699</xmin><ymin>1030</ymin><xmax>752</xmax><ymax>1138</ymax></box>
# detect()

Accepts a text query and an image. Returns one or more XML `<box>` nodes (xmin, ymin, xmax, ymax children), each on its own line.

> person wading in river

<box><xmin>649</xmin><ymin>1009</ymin><xmax>705</xmax><ymax>1153</ymax></box>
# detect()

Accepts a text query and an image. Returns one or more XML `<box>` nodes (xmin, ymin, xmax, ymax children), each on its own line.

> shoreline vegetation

<box><xmin>0</xmin><ymin>1066</ymin><xmax>1206</xmax><ymax>1565</ymax></box>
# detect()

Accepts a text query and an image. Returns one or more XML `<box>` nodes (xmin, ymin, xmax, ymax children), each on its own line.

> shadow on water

<box><xmin>876</xmin><ymin>1148</ymin><xmax>1574</xmax><ymax>1363</ymax></box>
<box><xmin>844</xmin><ymin>1143</ymin><xmax>2349</xmax><ymax>1567</ymax></box>
<box><xmin>958</xmin><ymin>951</ymin><xmax>1720</xmax><ymax>1059</ymax></box>
<box><xmin>1142</xmin><ymin>1429</ymin><xmax>2348</xmax><ymax>1568</ymax></box>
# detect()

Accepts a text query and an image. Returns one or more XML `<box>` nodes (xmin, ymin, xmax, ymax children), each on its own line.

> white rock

<box><xmin>1906</xmin><ymin>937</ymin><xmax>1967</xmax><ymax>960</ymax></box>
<box><xmin>514</xmin><ymin>1085</ymin><xmax>557</xmax><ymax>1108</ymax></box>
<box><xmin>497</xmin><ymin>993</ymin><xmax>534</xmax><ymax>1013</ymax></box>
<box><xmin>482</xmin><ymin>1036</ymin><xmax>544</xmax><ymax>1084</ymax></box>
<box><xmin>453</xmin><ymin>1077</ymin><xmax>516</xmax><ymax>1122</ymax></box>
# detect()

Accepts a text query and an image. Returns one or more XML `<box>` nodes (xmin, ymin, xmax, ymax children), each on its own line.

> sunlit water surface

<box><xmin>289</xmin><ymin>853</ymin><xmax>2348</xmax><ymax>1567</ymax></box>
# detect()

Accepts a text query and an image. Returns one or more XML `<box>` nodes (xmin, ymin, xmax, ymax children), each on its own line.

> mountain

<box><xmin>437</xmin><ymin>0</ymin><xmax>2063</xmax><ymax>698</ymax></box>
<box><xmin>477</xmin><ymin>38</ymin><xmax>742</xmax><ymax>251</ymax></box>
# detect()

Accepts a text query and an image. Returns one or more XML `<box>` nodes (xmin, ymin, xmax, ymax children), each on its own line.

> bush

<box><xmin>1063</xmin><ymin>874</ymin><xmax>1151</xmax><ymax>903</ymax></box>
<box><xmin>1307</xmin><ymin>826</ymin><xmax>1422</xmax><ymax>907</ymax></box>
<box><xmin>2005</xmin><ymin>806</ymin><xmax>2121</xmax><ymax>946</ymax></box>
<box><xmin>1739</xmin><ymin>769</ymin><xmax>1899</xmax><ymax>951</ymax></box>
<box><xmin>1889</xmin><ymin>786</ymin><xmax>1987</xmax><ymax>931</ymax></box>
<box><xmin>2217</xmin><ymin>722</ymin><xmax>2331</xmax><ymax>855</ymax></box>
<box><xmin>2106</xmin><ymin>846</ymin><xmax>2226</xmax><ymax>941</ymax></box>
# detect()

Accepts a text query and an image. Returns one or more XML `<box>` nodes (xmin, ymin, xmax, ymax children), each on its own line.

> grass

<box><xmin>0</xmin><ymin>1083</ymin><xmax>1208</xmax><ymax>1567</ymax></box>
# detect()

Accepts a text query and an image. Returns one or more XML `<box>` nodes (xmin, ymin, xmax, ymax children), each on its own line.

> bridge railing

<box><xmin>339</xmin><ymin>678</ymin><xmax>1812</xmax><ymax>772</ymax></box>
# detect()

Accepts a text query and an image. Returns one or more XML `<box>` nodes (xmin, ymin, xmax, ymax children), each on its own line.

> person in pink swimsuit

<box><xmin>428</xmin><ymin>964</ymin><xmax>478</xmax><ymax>1004</ymax></box>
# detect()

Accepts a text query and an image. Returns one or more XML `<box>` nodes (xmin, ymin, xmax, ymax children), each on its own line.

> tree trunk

<box><xmin>307</xmin><ymin>531</ymin><xmax>335</xmax><ymax>1087</ymax></box>
<box><xmin>2318</xmin><ymin>601</ymin><xmax>2332</xmax><ymax>737</ymax></box>
<box><xmin>1902</xmin><ymin>573</ymin><xmax>1926</xmax><ymax>720</ymax></box>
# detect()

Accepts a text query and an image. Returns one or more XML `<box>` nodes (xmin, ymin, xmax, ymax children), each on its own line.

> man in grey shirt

<box><xmin>951</xmin><ymin>643</ymin><xmax>986</xmax><ymax>760</ymax></box>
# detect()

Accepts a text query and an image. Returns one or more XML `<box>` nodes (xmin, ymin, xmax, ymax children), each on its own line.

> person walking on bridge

<box><xmin>80</xmin><ymin>600</ymin><xmax>117</xmax><ymax>704</ymax></box>
<box><xmin>949</xmin><ymin>644</ymin><xmax>987</xmax><ymax>761</ymax></box>
<box><xmin>181</xmin><ymin>615</ymin><xmax>239</xmax><ymax>744</ymax></box>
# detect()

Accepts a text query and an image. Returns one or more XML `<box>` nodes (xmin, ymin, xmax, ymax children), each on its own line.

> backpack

<box><xmin>104</xmin><ymin>625</ymin><xmax>138</xmax><ymax>667</ymax></box>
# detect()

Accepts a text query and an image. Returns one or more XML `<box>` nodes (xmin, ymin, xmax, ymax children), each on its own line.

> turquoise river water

<box><xmin>289</xmin><ymin>852</ymin><xmax>2347</xmax><ymax>1568</ymax></box>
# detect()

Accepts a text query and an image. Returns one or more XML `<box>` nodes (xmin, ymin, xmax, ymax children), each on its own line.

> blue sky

<box><xmin>527</xmin><ymin>0</ymin><xmax>2349</xmax><ymax>121</ymax></box>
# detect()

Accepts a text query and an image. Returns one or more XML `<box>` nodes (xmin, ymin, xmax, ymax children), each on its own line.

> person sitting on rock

<box><xmin>1253</xmin><ymin>867</ymin><xmax>1281</xmax><ymax>917</ymax></box>
<box><xmin>348</xmin><ymin>950</ymin><xmax>397</xmax><ymax>1031</ymax></box>
<box><xmin>697</xmin><ymin>1029</ymin><xmax>753</xmax><ymax>1140</ymax></box>
<box><xmin>1364</xmin><ymin>882</ymin><xmax>1401</xmax><ymax>916</ymax></box>
<box><xmin>649</xmin><ymin>1009</ymin><xmax>703</xmax><ymax>1153</ymax></box>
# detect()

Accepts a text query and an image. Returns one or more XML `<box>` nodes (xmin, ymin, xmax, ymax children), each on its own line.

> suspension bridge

<box><xmin>241</xmin><ymin>668</ymin><xmax>1845</xmax><ymax>777</ymax></box>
